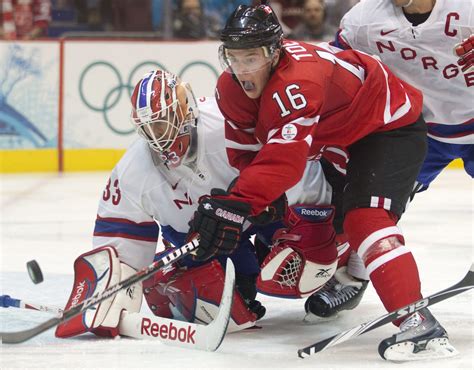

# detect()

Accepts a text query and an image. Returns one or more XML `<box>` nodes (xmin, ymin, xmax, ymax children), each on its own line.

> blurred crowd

<box><xmin>0</xmin><ymin>0</ymin><xmax>360</xmax><ymax>41</ymax></box>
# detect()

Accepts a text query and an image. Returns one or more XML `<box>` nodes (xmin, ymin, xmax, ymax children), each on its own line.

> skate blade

<box><xmin>383</xmin><ymin>337</ymin><xmax>459</xmax><ymax>362</ymax></box>
<box><xmin>303</xmin><ymin>311</ymin><xmax>339</xmax><ymax>324</ymax></box>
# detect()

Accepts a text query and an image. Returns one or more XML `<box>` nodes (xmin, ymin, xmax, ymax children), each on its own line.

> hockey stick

<box><xmin>298</xmin><ymin>262</ymin><xmax>474</xmax><ymax>358</ymax></box>
<box><xmin>0</xmin><ymin>295</ymin><xmax>63</xmax><ymax>316</ymax></box>
<box><xmin>0</xmin><ymin>259</ymin><xmax>235</xmax><ymax>351</ymax></box>
<box><xmin>0</xmin><ymin>238</ymin><xmax>201</xmax><ymax>344</ymax></box>
<box><xmin>0</xmin><ymin>260</ymin><xmax>235</xmax><ymax>351</ymax></box>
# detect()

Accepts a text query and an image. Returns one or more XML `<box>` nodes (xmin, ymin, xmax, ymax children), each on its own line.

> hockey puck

<box><xmin>26</xmin><ymin>260</ymin><xmax>43</xmax><ymax>284</ymax></box>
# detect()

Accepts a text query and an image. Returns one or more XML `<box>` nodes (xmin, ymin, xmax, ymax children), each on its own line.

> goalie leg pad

<box><xmin>149</xmin><ymin>260</ymin><xmax>257</xmax><ymax>332</ymax></box>
<box><xmin>143</xmin><ymin>261</ymin><xmax>178</xmax><ymax>319</ymax></box>
<box><xmin>55</xmin><ymin>246</ymin><xmax>142</xmax><ymax>338</ymax></box>
<box><xmin>257</xmin><ymin>205</ymin><xmax>338</xmax><ymax>298</ymax></box>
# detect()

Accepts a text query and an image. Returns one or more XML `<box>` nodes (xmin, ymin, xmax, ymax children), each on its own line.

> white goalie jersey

<box><xmin>338</xmin><ymin>0</ymin><xmax>474</xmax><ymax>144</ymax></box>
<box><xmin>92</xmin><ymin>97</ymin><xmax>332</xmax><ymax>269</ymax></box>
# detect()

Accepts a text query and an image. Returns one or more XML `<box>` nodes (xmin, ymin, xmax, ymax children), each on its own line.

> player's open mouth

<box><xmin>242</xmin><ymin>81</ymin><xmax>255</xmax><ymax>91</ymax></box>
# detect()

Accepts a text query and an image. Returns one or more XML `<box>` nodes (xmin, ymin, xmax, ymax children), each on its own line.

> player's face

<box><xmin>141</xmin><ymin>118</ymin><xmax>179</xmax><ymax>147</ymax></box>
<box><xmin>226</xmin><ymin>48</ymin><xmax>276</xmax><ymax>99</ymax></box>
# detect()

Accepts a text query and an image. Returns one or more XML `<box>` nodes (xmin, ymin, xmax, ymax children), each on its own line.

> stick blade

<box><xmin>1</xmin><ymin>317</ymin><xmax>60</xmax><ymax>344</ymax></box>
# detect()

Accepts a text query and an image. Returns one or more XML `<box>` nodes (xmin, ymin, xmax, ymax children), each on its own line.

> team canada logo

<box><xmin>282</xmin><ymin>123</ymin><xmax>297</xmax><ymax>140</ymax></box>
<box><xmin>215</xmin><ymin>208</ymin><xmax>245</xmax><ymax>224</ymax></box>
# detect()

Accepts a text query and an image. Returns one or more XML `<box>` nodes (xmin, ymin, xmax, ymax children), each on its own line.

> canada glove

<box><xmin>226</xmin><ymin>177</ymin><xmax>287</xmax><ymax>226</ymax></box>
<box><xmin>248</xmin><ymin>192</ymin><xmax>288</xmax><ymax>226</ymax></box>
<box><xmin>188</xmin><ymin>188</ymin><xmax>251</xmax><ymax>261</ymax></box>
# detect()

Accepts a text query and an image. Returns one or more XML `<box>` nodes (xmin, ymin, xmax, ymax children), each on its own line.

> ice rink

<box><xmin>0</xmin><ymin>169</ymin><xmax>472</xmax><ymax>369</ymax></box>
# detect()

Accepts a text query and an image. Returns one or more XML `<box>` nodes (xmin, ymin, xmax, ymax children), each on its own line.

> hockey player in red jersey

<box><xmin>307</xmin><ymin>0</ymin><xmax>473</xmax><ymax>337</ymax></box>
<box><xmin>55</xmin><ymin>68</ymin><xmax>336</xmax><ymax>340</ymax></box>
<box><xmin>186</xmin><ymin>2</ymin><xmax>458</xmax><ymax>361</ymax></box>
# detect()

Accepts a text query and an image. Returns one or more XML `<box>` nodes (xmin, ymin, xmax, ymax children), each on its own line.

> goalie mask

<box><xmin>130</xmin><ymin>70</ymin><xmax>199</xmax><ymax>167</ymax></box>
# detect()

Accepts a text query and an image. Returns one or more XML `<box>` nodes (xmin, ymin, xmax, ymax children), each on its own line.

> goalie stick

<box><xmin>298</xmin><ymin>262</ymin><xmax>474</xmax><ymax>358</ymax></box>
<box><xmin>0</xmin><ymin>260</ymin><xmax>235</xmax><ymax>351</ymax></box>
<box><xmin>0</xmin><ymin>238</ymin><xmax>204</xmax><ymax>344</ymax></box>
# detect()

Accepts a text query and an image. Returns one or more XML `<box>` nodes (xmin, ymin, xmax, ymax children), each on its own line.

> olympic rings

<box><xmin>79</xmin><ymin>60</ymin><xmax>219</xmax><ymax>135</ymax></box>
<box><xmin>178</xmin><ymin>61</ymin><xmax>219</xmax><ymax>80</ymax></box>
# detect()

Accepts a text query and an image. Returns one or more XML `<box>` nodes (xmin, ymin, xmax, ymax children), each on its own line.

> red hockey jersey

<box><xmin>216</xmin><ymin>40</ymin><xmax>423</xmax><ymax>215</ymax></box>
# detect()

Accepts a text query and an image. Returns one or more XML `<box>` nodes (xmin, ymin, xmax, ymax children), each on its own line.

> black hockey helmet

<box><xmin>220</xmin><ymin>4</ymin><xmax>283</xmax><ymax>51</ymax></box>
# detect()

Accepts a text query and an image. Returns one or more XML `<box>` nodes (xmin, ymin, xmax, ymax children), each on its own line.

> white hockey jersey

<box><xmin>338</xmin><ymin>0</ymin><xmax>474</xmax><ymax>144</ymax></box>
<box><xmin>92</xmin><ymin>97</ymin><xmax>332</xmax><ymax>269</ymax></box>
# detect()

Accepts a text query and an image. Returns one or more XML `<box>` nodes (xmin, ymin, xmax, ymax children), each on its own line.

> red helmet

<box><xmin>130</xmin><ymin>70</ymin><xmax>199</xmax><ymax>167</ymax></box>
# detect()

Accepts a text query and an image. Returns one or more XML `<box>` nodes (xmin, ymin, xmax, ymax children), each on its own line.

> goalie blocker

<box><xmin>56</xmin><ymin>246</ymin><xmax>143</xmax><ymax>338</ymax></box>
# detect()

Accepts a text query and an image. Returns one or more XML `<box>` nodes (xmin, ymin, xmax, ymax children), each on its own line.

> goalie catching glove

<box><xmin>257</xmin><ymin>205</ymin><xmax>338</xmax><ymax>298</ymax></box>
<box><xmin>187</xmin><ymin>188</ymin><xmax>251</xmax><ymax>261</ymax></box>
<box><xmin>55</xmin><ymin>246</ymin><xmax>142</xmax><ymax>338</ymax></box>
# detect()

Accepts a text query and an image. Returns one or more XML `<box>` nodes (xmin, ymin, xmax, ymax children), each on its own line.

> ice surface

<box><xmin>0</xmin><ymin>170</ymin><xmax>472</xmax><ymax>369</ymax></box>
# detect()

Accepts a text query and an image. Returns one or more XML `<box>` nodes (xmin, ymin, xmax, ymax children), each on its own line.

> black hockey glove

<box><xmin>188</xmin><ymin>188</ymin><xmax>251</xmax><ymax>261</ymax></box>
<box><xmin>226</xmin><ymin>177</ymin><xmax>287</xmax><ymax>226</ymax></box>
<box><xmin>248</xmin><ymin>193</ymin><xmax>288</xmax><ymax>226</ymax></box>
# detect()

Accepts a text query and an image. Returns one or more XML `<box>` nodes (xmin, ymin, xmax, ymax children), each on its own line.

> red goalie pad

<box><xmin>144</xmin><ymin>260</ymin><xmax>257</xmax><ymax>332</ymax></box>
<box><xmin>143</xmin><ymin>264</ymin><xmax>177</xmax><ymax>319</ymax></box>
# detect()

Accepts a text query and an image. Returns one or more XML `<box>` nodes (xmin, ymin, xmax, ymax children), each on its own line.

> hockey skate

<box><xmin>378</xmin><ymin>308</ymin><xmax>458</xmax><ymax>361</ymax></box>
<box><xmin>303</xmin><ymin>266</ymin><xmax>368</xmax><ymax>323</ymax></box>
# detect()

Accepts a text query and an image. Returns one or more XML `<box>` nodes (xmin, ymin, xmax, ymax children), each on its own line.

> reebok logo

<box><xmin>380</xmin><ymin>29</ymin><xmax>397</xmax><ymax>36</ymax></box>
<box><xmin>141</xmin><ymin>318</ymin><xmax>196</xmax><ymax>344</ymax></box>
<box><xmin>203</xmin><ymin>203</ymin><xmax>213</xmax><ymax>210</ymax></box>
<box><xmin>71</xmin><ymin>281</ymin><xmax>86</xmax><ymax>307</ymax></box>
<box><xmin>315</xmin><ymin>268</ymin><xmax>332</xmax><ymax>278</ymax></box>
<box><xmin>300</xmin><ymin>208</ymin><xmax>329</xmax><ymax>217</ymax></box>
<box><xmin>126</xmin><ymin>286</ymin><xmax>135</xmax><ymax>299</ymax></box>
